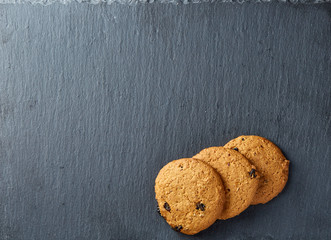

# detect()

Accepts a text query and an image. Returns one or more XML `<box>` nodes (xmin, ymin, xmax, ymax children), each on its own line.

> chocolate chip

<box><xmin>227</xmin><ymin>188</ymin><xmax>231</xmax><ymax>192</ymax></box>
<box><xmin>249</xmin><ymin>169</ymin><xmax>256</xmax><ymax>178</ymax></box>
<box><xmin>173</xmin><ymin>225</ymin><xmax>183</xmax><ymax>232</ymax></box>
<box><xmin>242</xmin><ymin>138</ymin><xmax>245</xmax><ymax>141</ymax></box>
<box><xmin>157</xmin><ymin>206</ymin><xmax>161</xmax><ymax>215</ymax></box>
<box><xmin>196</xmin><ymin>203</ymin><xmax>205</xmax><ymax>211</ymax></box>
<box><xmin>233</xmin><ymin>147</ymin><xmax>239</xmax><ymax>151</ymax></box>
<box><xmin>164</xmin><ymin>202</ymin><xmax>171</xmax><ymax>211</ymax></box>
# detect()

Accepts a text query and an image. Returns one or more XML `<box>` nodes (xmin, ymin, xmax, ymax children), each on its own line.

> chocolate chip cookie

<box><xmin>193</xmin><ymin>147</ymin><xmax>260</xmax><ymax>219</ymax></box>
<box><xmin>224</xmin><ymin>135</ymin><xmax>290</xmax><ymax>205</ymax></box>
<box><xmin>155</xmin><ymin>158</ymin><xmax>225</xmax><ymax>235</ymax></box>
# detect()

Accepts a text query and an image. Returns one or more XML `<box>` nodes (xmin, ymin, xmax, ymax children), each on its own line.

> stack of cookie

<box><xmin>155</xmin><ymin>135</ymin><xmax>290</xmax><ymax>235</ymax></box>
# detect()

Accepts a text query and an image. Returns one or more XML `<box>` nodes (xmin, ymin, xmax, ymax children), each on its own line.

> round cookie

<box><xmin>193</xmin><ymin>147</ymin><xmax>260</xmax><ymax>220</ymax></box>
<box><xmin>224</xmin><ymin>135</ymin><xmax>290</xmax><ymax>205</ymax></box>
<box><xmin>155</xmin><ymin>158</ymin><xmax>225</xmax><ymax>235</ymax></box>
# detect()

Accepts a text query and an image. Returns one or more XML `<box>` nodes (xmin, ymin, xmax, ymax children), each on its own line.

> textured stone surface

<box><xmin>0</xmin><ymin>3</ymin><xmax>330</xmax><ymax>240</ymax></box>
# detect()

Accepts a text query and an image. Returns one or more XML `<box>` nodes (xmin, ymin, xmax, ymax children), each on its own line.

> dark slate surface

<box><xmin>0</xmin><ymin>2</ymin><xmax>330</xmax><ymax>240</ymax></box>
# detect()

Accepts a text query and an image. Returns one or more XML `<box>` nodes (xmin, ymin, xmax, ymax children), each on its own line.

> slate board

<box><xmin>0</xmin><ymin>2</ymin><xmax>330</xmax><ymax>240</ymax></box>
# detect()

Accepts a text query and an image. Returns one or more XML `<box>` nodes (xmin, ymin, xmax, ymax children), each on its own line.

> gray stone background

<box><xmin>0</xmin><ymin>2</ymin><xmax>330</xmax><ymax>240</ymax></box>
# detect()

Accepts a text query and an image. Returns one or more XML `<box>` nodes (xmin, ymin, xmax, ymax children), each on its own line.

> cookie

<box><xmin>193</xmin><ymin>147</ymin><xmax>260</xmax><ymax>220</ymax></box>
<box><xmin>224</xmin><ymin>135</ymin><xmax>290</xmax><ymax>205</ymax></box>
<box><xmin>155</xmin><ymin>158</ymin><xmax>225</xmax><ymax>235</ymax></box>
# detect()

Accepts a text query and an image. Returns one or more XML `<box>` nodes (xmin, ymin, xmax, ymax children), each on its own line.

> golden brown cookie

<box><xmin>224</xmin><ymin>135</ymin><xmax>290</xmax><ymax>205</ymax></box>
<box><xmin>155</xmin><ymin>158</ymin><xmax>225</xmax><ymax>235</ymax></box>
<box><xmin>193</xmin><ymin>147</ymin><xmax>260</xmax><ymax>220</ymax></box>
